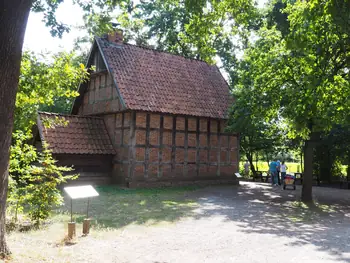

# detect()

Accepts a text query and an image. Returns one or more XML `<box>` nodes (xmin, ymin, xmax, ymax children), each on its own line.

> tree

<box><xmin>113</xmin><ymin>0</ymin><xmax>260</xmax><ymax>81</ymax></box>
<box><xmin>5</xmin><ymin>51</ymin><xmax>87</xmax><ymax>230</ymax></box>
<box><xmin>280</xmin><ymin>0</ymin><xmax>349</xmax><ymax>201</ymax></box>
<box><xmin>233</xmin><ymin>0</ymin><xmax>350</xmax><ymax>202</ymax></box>
<box><xmin>0</xmin><ymin>1</ymin><xmax>33</xmax><ymax>256</ymax></box>
<box><xmin>9</xmin><ymin>135</ymin><xmax>78</xmax><ymax>226</ymax></box>
<box><xmin>0</xmin><ymin>1</ymin><xmax>90</xmax><ymax>255</ymax></box>
<box><xmin>227</xmin><ymin>60</ymin><xmax>284</xmax><ymax>176</ymax></box>
<box><xmin>15</xmin><ymin>51</ymin><xmax>88</xmax><ymax>131</ymax></box>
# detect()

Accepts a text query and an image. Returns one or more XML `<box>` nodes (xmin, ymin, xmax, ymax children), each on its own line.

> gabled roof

<box><xmin>37</xmin><ymin>112</ymin><xmax>115</xmax><ymax>155</ymax></box>
<box><xmin>73</xmin><ymin>37</ymin><xmax>233</xmax><ymax>119</ymax></box>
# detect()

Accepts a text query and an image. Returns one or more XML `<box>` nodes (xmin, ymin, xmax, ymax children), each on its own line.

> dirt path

<box><xmin>7</xmin><ymin>182</ymin><xmax>350</xmax><ymax>262</ymax></box>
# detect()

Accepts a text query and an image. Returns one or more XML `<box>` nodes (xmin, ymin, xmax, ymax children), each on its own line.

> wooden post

<box><xmin>83</xmin><ymin>219</ymin><xmax>91</xmax><ymax>235</ymax></box>
<box><xmin>68</xmin><ymin>222</ymin><xmax>76</xmax><ymax>239</ymax></box>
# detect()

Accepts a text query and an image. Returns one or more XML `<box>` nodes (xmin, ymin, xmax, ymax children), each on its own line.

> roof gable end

<box><xmin>96</xmin><ymin>37</ymin><xmax>233</xmax><ymax>119</ymax></box>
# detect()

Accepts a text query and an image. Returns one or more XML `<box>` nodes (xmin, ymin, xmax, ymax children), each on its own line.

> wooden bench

<box><xmin>340</xmin><ymin>176</ymin><xmax>350</xmax><ymax>189</ymax></box>
<box><xmin>294</xmin><ymin>172</ymin><xmax>303</xmax><ymax>184</ymax></box>
<box><xmin>291</xmin><ymin>173</ymin><xmax>320</xmax><ymax>186</ymax></box>
<box><xmin>254</xmin><ymin>171</ymin><xmax>269</xmax><ymax>183</ymax></box>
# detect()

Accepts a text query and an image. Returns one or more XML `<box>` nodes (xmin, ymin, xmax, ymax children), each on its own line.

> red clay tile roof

<box><xmin>37</xmin><ymin>112</ymin><xmax>115</xmax><ymax>155</ymax></box>
<box><xmin>96</xmin><ymin>37</ymin><xmax>233</xmax><ymax>119</ymax></box>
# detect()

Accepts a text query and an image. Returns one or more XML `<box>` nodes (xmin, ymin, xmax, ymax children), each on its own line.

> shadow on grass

<box><xmin>56</xmin><ymin>185</ymin><xmax>200</xmax><ymax>229</ymax></box>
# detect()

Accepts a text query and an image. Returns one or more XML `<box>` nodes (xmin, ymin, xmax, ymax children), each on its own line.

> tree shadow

<box><xmin>190</xmin><ymin>182</ymin><xmax>350</xmax><ymax>262</ymax></box>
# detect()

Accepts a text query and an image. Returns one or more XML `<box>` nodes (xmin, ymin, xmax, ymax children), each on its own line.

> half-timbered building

<box><xmin>37</xmin><ymin>30</ymin><xmax>239</xmax><ymax>186</ymax></box>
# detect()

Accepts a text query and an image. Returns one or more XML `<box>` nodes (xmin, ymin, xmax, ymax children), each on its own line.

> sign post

<box><xmin>64</xmin><ymin>185</ymin><xmax>99</xmax><ymax>238</ymax></box>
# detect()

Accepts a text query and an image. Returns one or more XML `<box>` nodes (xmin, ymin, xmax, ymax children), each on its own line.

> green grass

<box><xmin>54</xmin><ymin>185</ymin><xmax>200</xmax><ymax>229</ymax></box>
<box><xmin>240</xmin><ymin>161</ymin><xmax>302</xmax><ymax>173</ymax></box>
<box><xmin>7</xmin><ymin>186</ymin><xmax>201</xmax><ymax>263</ymax></box>
<box><xmin>240</xmin><ymin>161</ymin><xmax>348</xmax><ymax>177</ymax></box>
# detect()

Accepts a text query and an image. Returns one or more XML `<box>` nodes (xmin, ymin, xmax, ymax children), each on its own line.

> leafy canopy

<box><xmin>15</xmin><ymin>51</ymin><xmax>88</xmax><ymax>131</ymax></box>
<box><xmin>234</xmin><ymin>0</ymin><xmax>350</xmax><ymax>140</ymax></box>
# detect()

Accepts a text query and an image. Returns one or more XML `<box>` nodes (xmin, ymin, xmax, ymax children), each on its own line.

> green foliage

<box><xmin>15</xmin><ymin>51</ymin><xmax>89</xmax><ymax>131</ymax></box>
<box><xmin>226</xmin><ymin>28</ymin><xmax>286</xmax><ymax>170</ymax></box>
<box><xmin>232</xmin><ymin>0</ymin><xmax>350</xmax><ymax>140</ymax></box>
<box><xmin>32</xmin><ymin>0</ymin><xmax>69</xmax><ymax>37</ymax></box>
<box><xmin>8</xmin><ymin>51</ymin><xmax>87</xmax><ymax>226</ymax></box>
<box><xmin>266</xmin><ymin>0</ymin><xmax>295</xmax><ymax>37</ymax></box>
<box><xmin>8</xmin><ymin>132</ymin><xmax>78</xmax><ymax>225</ymax></box>
<box><xmin>80</xmin><ymin>0</ymin><xmax>260</xmax><ymax>84</ymax></box>
<box><xmin>229</xmin><ymin>0</ymin><xmax>350</xmax><ymax>185</ymax></box>
<box><xmin>227</xmin><ymin>84</ymin><xmax>284</xmax><ymax>166</ymax></box>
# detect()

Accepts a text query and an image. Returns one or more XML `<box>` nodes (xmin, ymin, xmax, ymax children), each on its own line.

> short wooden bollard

<box><xmin>68</xmin><ymin>222</ymin><xmax>76</xmax><ymax>239</ymax></box>
<box><xmin>83</xmin><ymin>219</ymin><xmax>91</xmax><ymax>235</ymax></box>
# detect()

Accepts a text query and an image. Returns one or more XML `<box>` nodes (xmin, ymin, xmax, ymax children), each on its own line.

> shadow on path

<box><xmin>191</xmin><ymin>182</ymin><xmax>350</xmax><ymax>262</ymax></box>
<box><xmin>58</xmin><ymin>182</ymin><xmax>350</xmax><ymax>262</ymax></box>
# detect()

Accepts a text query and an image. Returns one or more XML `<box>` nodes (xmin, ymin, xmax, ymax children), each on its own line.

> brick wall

<box><xmin>78</xmin><ymin>72</ymin><xmax>123</xmax><ymax>115</ymax></box>
<box><xmin>105</xmin><ymin>111</ymin><xmax>239</xmax><ymax>185</ymax></box>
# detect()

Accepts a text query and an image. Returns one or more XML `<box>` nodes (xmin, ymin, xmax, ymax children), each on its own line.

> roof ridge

<box><xmin>38</xmin><ymin>111</ymin><xmax>103</xmax><ymax>119</ymax></box>
<box><xmin>96</xmin><ymin>36</ymin><xmax>214</xmax><ymax>66</ymax></box>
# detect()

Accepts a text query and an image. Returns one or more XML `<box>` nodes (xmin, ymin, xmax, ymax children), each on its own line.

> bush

<box><xmin>8</xmin><ymin>131</ymin><xmax>78</xmax><ymax>226</ymax></box>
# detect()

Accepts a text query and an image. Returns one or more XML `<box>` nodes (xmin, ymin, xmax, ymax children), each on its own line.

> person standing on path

<box><xmin>280</xmin><ymin>161</ymin><xmax>288</xmax><ymax>185</ymax></box>
<box><xmin>276</xmin><ymin>160</ymin><xmax>281</xmax><ymax>185</ymax></box>
<box><xmin>244</xmin><ymin>161</ymin><xmax>250</xmax><ymax>177</ymax></box>
<box><xmin>269</xmin><ymin>160</ymin><xmax>278</xmax><ymax>186</ymax></box>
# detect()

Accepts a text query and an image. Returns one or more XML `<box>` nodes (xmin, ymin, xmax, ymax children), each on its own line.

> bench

<box><xmin>254</xmin><ymin>171</ymin><xmax>269</xmax><ymax>183</ymax></box>
<box><xmin>340</xmin><ymin>176</ymin><xmax>350</xmax><ymax>189</ymax></box>
<box><xmin>290</xmin><ymin>173</ymin><xmax>320</xmax><ymax>186</ymax></box>
<box><xmin>294</xmin><ymin>172</ymin><xmax>303</xmax><ymax>184</ymax></box>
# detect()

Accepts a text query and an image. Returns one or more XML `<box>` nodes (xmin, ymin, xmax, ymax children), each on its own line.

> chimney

<box><xmin>107</xmin><ymin>29</ymin><xmax>123</xmax><ymax>45</ymax></box>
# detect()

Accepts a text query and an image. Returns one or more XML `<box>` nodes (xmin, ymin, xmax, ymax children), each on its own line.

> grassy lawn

<box><xmin>56</xmin><ymin>185</ymin><xmax>200</xmax><ymax>229</ymax></box>
<box><xmin>240</xmin><ymin>161</ymin><xmax>302</xmax><ymax>173</ymax></box>
<box><xmin>240</xmin><ymin>161</ymin><xmax>347</xmax><ymax>176</ymax></box>
<box><xmin>6</xmin><ymin>185</ymin><xmax>200</xmax><ymax>262</ymax></box>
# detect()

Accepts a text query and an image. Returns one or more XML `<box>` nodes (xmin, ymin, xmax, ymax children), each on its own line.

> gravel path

<box><xmin>8</xmin><ymin>182</ymin><xmax>350</xmax><ymax>262</ymax></box>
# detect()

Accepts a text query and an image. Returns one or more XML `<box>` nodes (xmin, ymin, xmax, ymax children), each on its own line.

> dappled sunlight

<box><xmin>188</xmin><ymin>182</ymin><xmax>350</xmax><ymax>262</ymax></box>
<box><xmin>262</xmin><ymin>191</ymin><xmax>282</xmax><ymax>199</ymax></box>
<box><xmin>9</xmin><ymin>181</ymin><xmax>350</xmax><ymax>262</ymax></box>
<box><xmin>249</xmin><ymin>199</ymin><xmax>264</xmax><ymax>204</ymax></box>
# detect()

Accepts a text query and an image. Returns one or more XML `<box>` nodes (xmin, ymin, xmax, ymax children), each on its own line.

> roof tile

<box><xmin>97</xmin><ymin>38</ymin><xmax>233</xmax><ymax>119</ymax></box>
<box><xmin>37</xmin><ymin>112</ymin><xmax>115</xmax><ymax>155</ymax></box>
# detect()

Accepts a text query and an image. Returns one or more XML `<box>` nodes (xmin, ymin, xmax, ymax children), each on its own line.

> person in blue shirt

<box><xmin>269</xmin><ymin>160</ymin><xmax>278</xmax><ymax>186</ymax></box>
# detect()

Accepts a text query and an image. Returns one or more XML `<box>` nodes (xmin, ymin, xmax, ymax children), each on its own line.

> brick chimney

<box><xmin>107</xmin><ymin>29</ymin><xmax>123</xmax><ymax>44</ymax></box>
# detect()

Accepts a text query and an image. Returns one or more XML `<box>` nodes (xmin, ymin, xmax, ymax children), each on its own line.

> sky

<box><xmin>23</xmin><ymin>0</ymin><xmax>268</xmax><ymax>54</ymax></box>
<box><xmin>23</xmin><ymin>1</ymin><xmax>87</xmax><ymax>54</ymax></box>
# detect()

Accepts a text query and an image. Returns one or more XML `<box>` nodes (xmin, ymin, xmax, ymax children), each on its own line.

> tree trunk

<box><xmin>0</xmin><ymin>168</ymin><xmax>9</xmax><ymax>257</ymax></box>
<box><xmin>265</xmin><ymin>152</ymin><xmax>270</xmax><ymax>168</ymax></box>
<box><xmin>0</xmin><ymin>0</ymin><xmax>32</xmax><ymax>257</ymax></box>
<box><xmin>319</xmin><ymin>145</ymin><xmax>332</xmax><ymax>184</ymax></box>
<box><xmin>246</xmin><ymin>153</ymin><xmax>257</xmax><ymax>176</ymax></box>
<box><xmin>302</xmin><ymin>140</ymin><xmax>313</xmax><ymax>202</ymax></box>
<box><xmin>300</xmin><ymin>150</ymin><xmax>303</xmax><ymax>173</ymax></box>
<box><xmin>347</xmin><ymin>152</ymin><xmax>350</xmax><ymax>180</ymax></box>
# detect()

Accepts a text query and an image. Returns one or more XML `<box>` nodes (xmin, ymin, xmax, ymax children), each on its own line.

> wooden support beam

<box><xmin>207</xmin><ymin>119</ymin><xmax>211</xmax><ymax>172</ymax></box>
<box><xmin>171</xmin><ymin>116</ymin><xmax>176</xmax><ymax>171</ymax></box>
<box><xmin>196</xmin><ymin>117</ymin><xmax>200</xmax><ymax>176</ymax></box>
<box><xmin>184</xmin><ymin>117</ymin><xmax>188</xmax><ymax>177</ymax></box>
<box><xmin>159</xmin><ymin>115</ymin><xmax>164</xmax><ymax>178</ymax></box>
<box><xmin>144</xmin><ymin>113</ymin><xmax>151</xmax><ymax>177</ymax></box>
<box><xmin>217</xmin><ymin>120</ymin><xmax>221</xmax><ymax>176</ymax></box>
<box><xmin>128</xmin><ymin>111</ymin><xmax>136</xmax><ymax>181</ymax></box>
